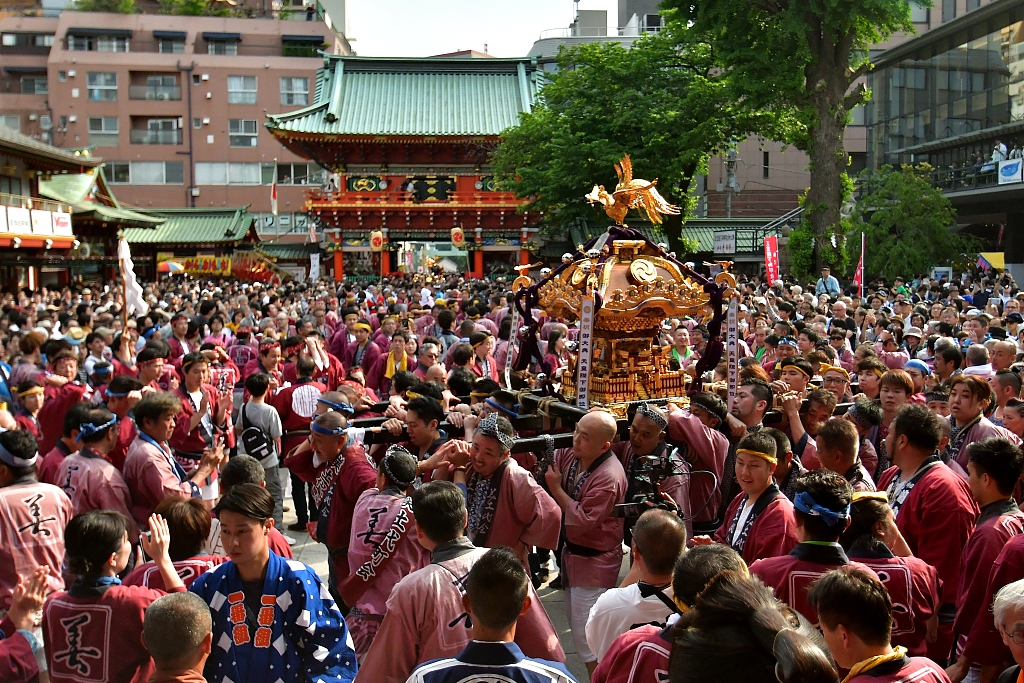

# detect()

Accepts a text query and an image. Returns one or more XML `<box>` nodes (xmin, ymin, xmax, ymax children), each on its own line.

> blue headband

<box><xmin>793</xmin><ymin>491</ymin><xmax>850</xmax><ymax>527</ymax></box>
<box><xmin>905</xmin><ymin>359</ymin><xmax>930</xmax><ymax>376</ymax></box>
<box><xmin>76</xmin><ymin>417</ymin><xmax>117</xmax><ymax>442</ymax></box>
<box><xmin>311</xmin><ymin>421</ymin><xmax>347</xmax><ymax>436</ymax></box>
<box><xmin>778</xmin><ymin>337</ymin><xmax>799</xmax><ymax>349</ymax></box>
<box><xmin>485</xmin><ymin>397</ymin><xmax>519</xmax><ymax>419</ymax></box>
<box><xmin>104</xmin><ymin>390</ymin><xmax>129</xmax><ymax>398</ymax></box>
<box><xmin>317</xmin><ymin>398</ymin><xmax>354</xmax><ymax>416</ymax></box>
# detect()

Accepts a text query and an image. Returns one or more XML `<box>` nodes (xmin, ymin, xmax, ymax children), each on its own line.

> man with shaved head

<box><xmin>544</xmin><ymin>409</ymin><xmax>627</xmax><ymax>676</ymax></box>
<box><xmin>143</xmin><ymin>592</ymin><xmax>213</xmax><ymax>682</ymax></box>
<box><xmin>992</xmin><ymin>340</ymin><xmax>1019</xmax><ymax>373</ymax></box>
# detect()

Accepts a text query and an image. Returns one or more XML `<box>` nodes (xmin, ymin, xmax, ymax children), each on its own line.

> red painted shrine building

<box><xmin>266</xmin><ymin>55</ymin><xmax>542</xmax><ymax>278</ymax></box>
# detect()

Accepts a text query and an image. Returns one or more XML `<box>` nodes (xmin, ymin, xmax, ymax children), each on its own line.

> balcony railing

<box><xmin>129</xmin><ymin>85</ymin><xmax>182</xmax><ymax>101</ymax></box>
<box><xmin>537</xmin><ymin>25</ymin><xmax>662</xmax><ymax>39</ymax></box>
<box><xmin>306</xmin><ymin>189</ymin><xmax>524</xmax><ymax>206</ymax></box>
<box><xmin>928</xmin><ymin>164</ymin><xmax>1002</xmax><ymax>192</ymax></box>
<box><xmin>130</xmin><ymin>129</ymin><xmax>182</xmax><ymax>145</ymax></box>
<box><xmin>0</xmin><ymin>192</ymin><xmax>71</xmax><ymax>213</ymax></box>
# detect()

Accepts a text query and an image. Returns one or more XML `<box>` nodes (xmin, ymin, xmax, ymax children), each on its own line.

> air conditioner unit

<box><xmin>28</xmin><ymin>114</ymin><xmax>37</xmax><ymax>121</ymax></box>
<box><xmin>67</xmin><ymin>70</ymin><xmax>76</xmax><ymax>77</ymax></box>
<box><xmin>201</xmin><ymin>74</ymin><xmax>209</xmax><ymax>81</ymax></box>
<box><xmin>202</xmin><ymin>117</ymin><xmax>210</xmax><ymax>124</ymax></box>
<box><xmin>68</xmin><ymin>115</ymin><xmax>77</xmax><ymax>122</ymax></box>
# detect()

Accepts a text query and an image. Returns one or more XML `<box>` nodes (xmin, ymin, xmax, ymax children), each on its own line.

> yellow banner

<box><xmin>181</xmin><ymin>255</ymin><xmax>232</xmax><ymax>276</ymax></box>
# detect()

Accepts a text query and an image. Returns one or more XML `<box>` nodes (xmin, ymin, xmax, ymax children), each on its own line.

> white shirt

<box><xmin>730</xmin><ymin>499</ymin><xmax>756</xmax><ymax>545</ymax></box>
<box><xmin>585</xmin><ymin>582</ymin><xmax>677</xmax><ymax>662</ymax></box>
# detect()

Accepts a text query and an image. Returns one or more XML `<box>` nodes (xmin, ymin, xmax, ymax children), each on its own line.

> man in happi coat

<box><xmin>36</xmin><ymin>351</ymin><xmax>91</xmax><ymax>457</ymax></box>
<box><xmin>750</xmin><ymin>470</ymin><xmax>874</xmax><ymax>625</ymax></box>
<box><xmin>959</xmin><ymin>533</ymin><xmax>1024</xmax><ymax>678</ymax></box>
<box><xmin>696</xmin><ymin>430</ymin><xmax>798</xmax><ymax>565</ymax></box>
<box><xmin>434</xmin><ymin>413</ymin><xmax>560</xmax><ymax>566</ymax></box>
<box><xmin>616</xmin><ymin>404</ymin><xmax>693</xmax><ymax>539</ymax></box>
<box><xmin>344</xmin><ymin>321</ymin><xmax>382</xmax><ymax>376</ymax></box>
<box><xmin>0</xmin><ymin>429</ymin><xmax>71</xmax><ymax>611</ymax></box>
<box><xmin>543</xmin><ymin>410</ymin><xmax>627</xmax><ymax>677</ymax></box>
<box><xmin>341</xmin><ymin>446</ymin><xmax>429</xmax><ymax>658</ymax></box>
<box><xmin>354</xmin><ymin>481</ymin><xmax>563</xmax><ymax>683</ymax></box>
<box><xmin>947</xmin><ymin>375</ymin><xmax>1020</xmax><ymax>470</ymax></box>
<box><xmin>666</xmin><ymin>392</ymin><xmax>730</xmax><ymax>531</ymax></box>
<box><xmin>0</xmin><ymin>567</ymin><xmax>47</xmax><ymax>683</ymax></box>
<box><xmin>284</xmin><ymin>410</ymin><xmax>376</xmax><ymax>607</ymax></box>
<box><xmin>878</xmin><ymin>404</ymin><xmax>979</xmax><ymax>662</ymax></box>
<box><xmin>946</xmin><ymin>438</ymin><xmax>1024</xmax><ymax>683</ymax></box>
<box><xmin>56</xmin><ymin>408</ymin><xmax>139</xmax><ymax>542</ymax></box>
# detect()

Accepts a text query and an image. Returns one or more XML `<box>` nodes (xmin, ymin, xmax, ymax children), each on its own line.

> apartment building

<box><xmin>0</xmin><ymin>9</ymin><xmax>349</xmax><ymax>238</ymax></box>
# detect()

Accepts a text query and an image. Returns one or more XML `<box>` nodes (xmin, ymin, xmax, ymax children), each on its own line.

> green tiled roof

<box><xmin>267</xmin><ymin>56</ymin><xmax>539</xmax><ymax>138</ymax></box>
<box><xmin>39</xmin><ymin>168</ymin><xmax>163</xmax><ymax>228</ymax></box>
<box><xmin>256</xmin><ymin>243</ymin><xmax>312</xmax><ymax>260</ymax></box>
<box><xmin>0</xmin><ymin>125</ymin><xmax>102</xmax><ymax>170</ymax></box>
<box><xmin>122</xmin><ymin>208</ymin><xmax>254</xmax><ymax>245</ymax></box>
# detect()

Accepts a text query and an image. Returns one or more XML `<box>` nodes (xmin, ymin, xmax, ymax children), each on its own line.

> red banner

<box><xmin>853</xmin><ymin>232</ymin><xmax>865</xmax><ymax>298</ymax></box>
<box><xmin>763</xmin><ymin>235</ymin><xmax>779</xmax><ymax>283</ymax></box>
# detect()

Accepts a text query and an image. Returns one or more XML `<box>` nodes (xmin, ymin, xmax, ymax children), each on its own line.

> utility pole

<box><xmin>725</xmin><ymin>147</ymin><xmax>737</xmax><ymax>218</ymax></box>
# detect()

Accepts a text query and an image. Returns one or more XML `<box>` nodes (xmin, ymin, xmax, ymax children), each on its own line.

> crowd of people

<box><xmin>1</xmin><ymin>261</ymin><xmax>1024</xmax><ymax>682</ymax></box>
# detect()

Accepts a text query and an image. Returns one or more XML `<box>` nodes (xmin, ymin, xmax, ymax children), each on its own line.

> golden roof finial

<box><xmin>586</xmin><ymin>154</ymin><xmax>681</xmax><ymax>226</ymax></box>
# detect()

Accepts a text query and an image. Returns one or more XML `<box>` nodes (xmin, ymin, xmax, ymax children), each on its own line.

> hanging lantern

<box><xmin>451</xmin><ymin>226</ymin><xmax>466</xmax><ymax>249</ymax></box>
<box><xmin>370</xmin><ymin>230</ymin><xmax>384</xmax><ymax>252</ymax></box>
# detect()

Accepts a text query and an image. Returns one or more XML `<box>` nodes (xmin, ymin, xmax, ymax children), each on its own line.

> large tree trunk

<box><xmin>805</xmin><ymin>99</ymin><xmax>848</xmax><ymax>271</ymax></box>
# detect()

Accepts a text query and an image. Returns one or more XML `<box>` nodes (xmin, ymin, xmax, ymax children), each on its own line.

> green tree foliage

<box><xmin>73</xmin><ymin>0</ymin><xmax>135</xmax><ymax>12</ymax></box>
<box><xmin>662</xmin><ymin>0</ymin><xmax>915</xmax><ymax>268</ymax></box>
<box><xmin>492</xmin><ymin>26</ymin><xmax>788</xmax><ymax>252</ymax></box>
<box><xmin>849</xmin><ymin>164</ymin><xmax>970</xmax><ymax>282</ymax></box>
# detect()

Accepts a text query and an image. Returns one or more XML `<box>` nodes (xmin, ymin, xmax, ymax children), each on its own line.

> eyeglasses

<box><xmin>822</xmin><ymin>377</ymin><xmax>849</xmax><ymax>386</ymax></box>
<box><xmin>1002</xmin><ymin>625</ymin><xmax>1024</xmax><ymax>646</ymax></box>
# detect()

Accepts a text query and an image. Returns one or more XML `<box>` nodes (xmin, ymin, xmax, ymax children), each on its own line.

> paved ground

<box><xmin>280</xmin><ymin>472</ymin><xmax>596</xmax><ymax>681</ymax></box>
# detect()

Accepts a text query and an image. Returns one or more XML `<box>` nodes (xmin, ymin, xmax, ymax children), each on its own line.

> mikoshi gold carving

<box><xmin>585</xmin><ymin>154</ymin><xmax>681</xmax><ymax>225</ymax></box>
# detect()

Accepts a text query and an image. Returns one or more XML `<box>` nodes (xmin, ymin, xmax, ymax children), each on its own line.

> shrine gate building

<box><xmin>266</xmin><ymin>54</ymin><xmax>543</xmax><ymax>279</ymax></box>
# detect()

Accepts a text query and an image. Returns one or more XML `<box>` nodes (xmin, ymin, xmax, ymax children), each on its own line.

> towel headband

<box><xmin>736</xmin><ymin>448</ymin><xmax>777</xmax><ymax>466</ymax></box>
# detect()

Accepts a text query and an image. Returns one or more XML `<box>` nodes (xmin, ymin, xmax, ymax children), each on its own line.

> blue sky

<box><xmin>340</xmin><ymin>0</ymin><xmax>619</xmax><ymax>57</ymax></box>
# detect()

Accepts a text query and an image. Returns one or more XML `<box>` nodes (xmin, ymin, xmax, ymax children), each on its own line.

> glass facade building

<box><xmin>867</xmin><ymin>2</ymin><xmax>1024</xmax><ymax>172</ymax></box>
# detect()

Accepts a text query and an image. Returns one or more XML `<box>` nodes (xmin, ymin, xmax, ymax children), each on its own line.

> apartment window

<box><xmin>762</xmin><ymin>152</ymin><xmax>770</xmax><ymax>179</ymax></box>
<box><xmin>58</xmin><ymin>70</ymin><xmax>66</xmax><ymax>82</ymax></box>
<box><xmin>280</xmin><ymin>77</ymin><xmax>309</xmax><ymax>105</ymax></box>
<box><xmin>193</xmin><ymin>117</ymin><xmax>202</xmax><ymax>129</ymax></box>
<box><xmin>208</xmin><ymin>40</ymin><xmax>237</xmax><ymax>56</ymax></box>
<box><xmin>0</xmin><ymin>115</ymin><xmax>19</xmax><ymax>132</ymax></box>
<box><xmin>69</xmin><ymin>35</ymin><xmax>129</xmax><ymax>52</ymax></box>
<box><xmin>967</xmin><ymin>0</ymin><xmax>981</xmax><ymax>9</ymax></box>
<box><xmin>2</xmin><ymin>33</ymin><xmax>53</xmax><ymax>47</ymax></box>
<box><xmin>228</xmin><ymin>119</ymin><xmax>258</xmax><ymax>147</ymax></box>
<box><xmin>108</xmin><ymin>161</ymin><xmax>183</xmax><ymax>184</ymax></box>
<box><xmin>942</xmin><ymin>0</ymin><xmax>955</xmax><ymax>21</ymax></box>
<box><xmin>158</xmin><ymin>38</ymin><xmax>184</xmax><ymax>54</ymax></box>
<box><xmin>196</xmin><ymin>162</ymin><xmax>277</xmax><ymax>185</ymax></box>
<box><xmin>227</xmin><ymin>76</ymin><xmax>257</xmax><ymax>104</ymax></box>
<box><xmin>910</xmin><ymin>2</ymin><xmax>928</xmax><ymax>22</ymax></box>
<box><xmin>87</xmin><ymin>72</ymin><xmax>117</xmax><ymax>101</ymax></box>
<box><xmin>87</xmin><ymin>116</ymin><xmax>118</xmax><ymax>146</ymax></box>
<box><xmin>20</xmin><ymin>76</ymin><xmax>47</xmax><ymax>95</ymax></box>
<box><xmin>276</xmin><ymin>162</ymin><xmax>324</xmax><ymax>185</ymax></box>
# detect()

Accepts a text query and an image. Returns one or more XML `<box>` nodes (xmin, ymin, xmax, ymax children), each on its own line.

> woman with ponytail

<box><xmin>668</xmin><ymin>570</ymin><xmax>838</xmax><ymax>683</ymax></box>
<box><xmin>839</xmin><ymin>492</ymin><xmax>940</xmax><ymax>657</ymax></box>
<box><xmin>42</xmin><ymin>511</ymin><xmax>184</xmax><ymax>683</ymax></box>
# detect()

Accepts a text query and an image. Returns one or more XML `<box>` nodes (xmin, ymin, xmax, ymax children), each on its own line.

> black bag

<box><xmin>240</xmin><ymin>404</ymin><xmax>275</xmax><ymax>462</ymax></box>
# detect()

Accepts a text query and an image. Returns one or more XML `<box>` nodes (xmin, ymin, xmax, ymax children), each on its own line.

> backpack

<box><xmin>240</xmin><ymin>403</ymin><xmax>275</xmax><ymax>462</ymax></box>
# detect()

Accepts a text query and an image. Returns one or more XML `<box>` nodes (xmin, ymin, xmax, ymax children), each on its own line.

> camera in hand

<box><xmin>615</xmin><ymin>453</ymin><xmax>682</xmax><ymax>518</ymax></box>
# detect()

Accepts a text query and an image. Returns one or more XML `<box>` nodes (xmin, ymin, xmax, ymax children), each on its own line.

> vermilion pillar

<box><xmin>520</xmin><ymin>248</ymin><xmax>530</xmax><ymax>266</ymax></box>
<box><xmin>334</xmin><ymin>249</ymin><xmax>344</xmax><ymax>280</ymax></box>
<box><xmin>473</xmin><ymin>250</ymin><xmax>484</xmax><ymax>279</ymax></box>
